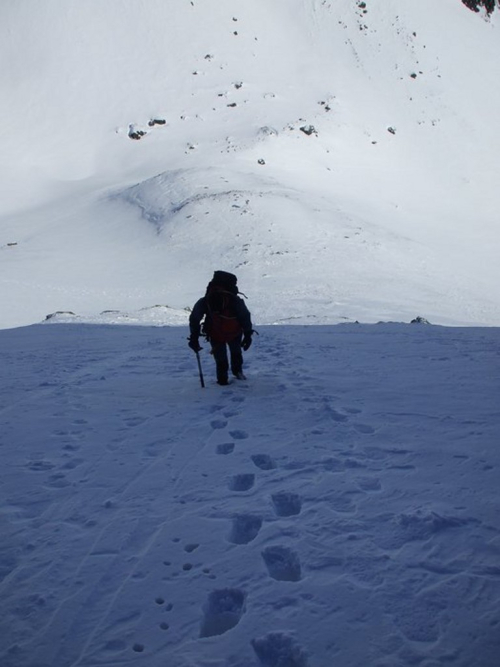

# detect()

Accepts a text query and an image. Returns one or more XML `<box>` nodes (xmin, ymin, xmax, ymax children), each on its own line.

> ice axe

<box><xmin>195</xmin><ymin>350</ymin><xmax>205</xmax><ymax>388</ymax></box>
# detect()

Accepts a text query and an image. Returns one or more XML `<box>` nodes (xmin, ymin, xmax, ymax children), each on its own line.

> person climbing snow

<box><xmin>188</xmin><ymin>271</ymin><xmax>253</xmax><ymax>386</ymax></box>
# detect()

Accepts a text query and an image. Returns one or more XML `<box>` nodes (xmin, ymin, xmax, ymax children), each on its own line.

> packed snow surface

<box><xmin>1</xmin><ymin>320</ymin><xmax>499</xmax><ymax>666</ymax></box>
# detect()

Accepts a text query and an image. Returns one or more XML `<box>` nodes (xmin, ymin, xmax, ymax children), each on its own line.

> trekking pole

<box><xmin>195</xmin><ymin>351</ymin><xmax>205</xmax><ymax>388</ymax></box>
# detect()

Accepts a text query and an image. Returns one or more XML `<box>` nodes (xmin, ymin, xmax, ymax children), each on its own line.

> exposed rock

<box><xmin>148</xmin><ymin>118</ymin><xmax>166</xmax><ymax>127</ymax></box>
<box><xmin>44</xmin><ymin>311</ymin><xmax>76</xmax><ymax>321</ymax></box>
<box><xmin>128</xmin><ymin>125</ymin><xmax>147</xmax><ymax>140</ymax></box>
<box><xmin>462</xmin><ymin>0</ymin><xmax>498</xmax><ymax>13</ymax></box>
<box><xmin>300</xmin><ymin>125</ymin><xmax>317</xmax><ymax>136</ymax></box>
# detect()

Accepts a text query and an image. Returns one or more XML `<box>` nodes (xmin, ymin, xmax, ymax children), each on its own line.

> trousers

<box><xmin>211</xmin><ymin>336</ymin><xmax>243</xmax><ymax>383</ymax></box>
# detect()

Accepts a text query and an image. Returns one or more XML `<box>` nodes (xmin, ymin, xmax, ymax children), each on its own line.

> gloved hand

<box><xmin>188</xmin><ymin>336</ymin><xmax>202</xmax><ymax>352</ymax></box>
<box><xmin>242</xmin><ymin>333</ymin><xmax>252</xmax><ymax>351</ymax></box>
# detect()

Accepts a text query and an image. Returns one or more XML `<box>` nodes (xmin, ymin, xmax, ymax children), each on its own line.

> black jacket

<box><xmin>189</xmin><ymin>295</ymin><xmax>252</xmax><ymax>338</ymax></box>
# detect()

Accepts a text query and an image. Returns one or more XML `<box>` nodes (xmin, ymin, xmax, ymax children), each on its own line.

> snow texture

<box><xmin>0</xmin><ymin>322</ymin><xmax>499</xmax><ymax>666</ymax></box>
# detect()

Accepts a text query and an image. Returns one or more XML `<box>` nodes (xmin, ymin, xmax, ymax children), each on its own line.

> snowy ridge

<box><xmin>44</xmin><ymin>305</ymin><xmax>190</xmax><ymax>328</ymax></box>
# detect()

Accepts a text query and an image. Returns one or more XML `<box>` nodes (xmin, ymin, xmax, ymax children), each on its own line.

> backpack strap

<box><xmin>203</xmin><ymin>285</ymin><xmax>242</xmax><ymax>343</ymax></box>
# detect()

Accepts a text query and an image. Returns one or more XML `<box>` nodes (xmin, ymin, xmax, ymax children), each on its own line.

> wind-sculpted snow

<box><xmin>0</xmin><ymin>321</ymin><xmax>499</xmax><ymax>666</ymax></box>
<box><xmin>119</xmin><ymin>167</ymin><xmax>284</xmax><ymax>233</ymax></box>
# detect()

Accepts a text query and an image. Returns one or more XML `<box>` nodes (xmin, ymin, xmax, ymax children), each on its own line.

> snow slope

<box><xmin>1</xmin><ymin>4</ymin><xmax>499</xmax><ymax>664</ymax></box>
<box><xmin>1</xmin><ymin>0</ymin><xmax>499</xmax><ymax>328</ymax></box>
<box><xmin>1</xmin><ymin>321</ymin><xmax>499</xmax><ymax>666</ymax></box>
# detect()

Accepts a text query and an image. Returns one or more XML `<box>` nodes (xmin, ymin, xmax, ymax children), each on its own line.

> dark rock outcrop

<box><xmin>462</xmin><ymin>0</ymin><xmax>498</xmax><ymax>13</ymax></box>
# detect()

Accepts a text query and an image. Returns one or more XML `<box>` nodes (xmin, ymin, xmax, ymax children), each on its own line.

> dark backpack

<box><xmin>203</xmin><ymin>271</ymin><xmax>243</xmax><ymax>343</ymax></box>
